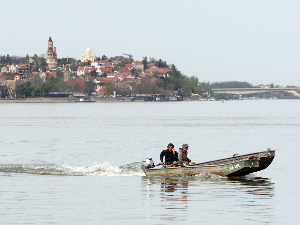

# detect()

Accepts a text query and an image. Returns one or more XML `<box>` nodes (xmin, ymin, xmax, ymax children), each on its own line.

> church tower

<box><xmin>46</xmin><ymin>37</ymin><xmax>58</xmax><ymax>69</ymax></box>
<box><xmin>81</xmin><ymin>47</ymin><xmax>96</xmax><ymax>62</ymax></box>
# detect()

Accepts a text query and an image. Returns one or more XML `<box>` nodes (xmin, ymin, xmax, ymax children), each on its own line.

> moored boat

<box><xmin>75</xmin><ymin>97</ymin><xmax>95</xmax><ymax>102</ymax></box>
<box><xmin>141</xmin><ymin>148</ymin><xmax>275</xmax><ymax>176</ymax></box>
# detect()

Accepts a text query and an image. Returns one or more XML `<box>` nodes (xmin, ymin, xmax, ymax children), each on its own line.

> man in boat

<box><xmin>159</xmin><ymin>143</ymin><xmax>178</xmax><ymax>165</ymax></box>
<box><xmin>178</xmin><ymin>143</ymin><xmax>191</xmax><ymax>165</ymax></box>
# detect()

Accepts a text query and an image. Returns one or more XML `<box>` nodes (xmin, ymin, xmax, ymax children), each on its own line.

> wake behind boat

<box><xmin>141</xmin><ymin>148</ymin><xmax>275</xmax><ymax>176</ymax></box>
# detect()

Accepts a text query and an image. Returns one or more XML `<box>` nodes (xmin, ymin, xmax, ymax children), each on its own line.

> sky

<box><xmin>1</xmin><ymin>0</ymin><xmax>300</xmax><ymax>86</ymax></box>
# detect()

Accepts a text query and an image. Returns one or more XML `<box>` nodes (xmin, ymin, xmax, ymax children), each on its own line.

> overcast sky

<box><xmin>1</xmin><ymin>0</ymin><xmax>299</xmax><ymax>86</ymax></box>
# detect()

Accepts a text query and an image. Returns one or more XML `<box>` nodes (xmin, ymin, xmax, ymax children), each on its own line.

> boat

<box><xmin>75</xmin><ymin>97</ymin><xmax>95</xmax><ymax>102</ymax></box>
<box><xmin>141</xmin><ymin>148</ymin><xmax>275</xmax><ymax>176</ymax></box>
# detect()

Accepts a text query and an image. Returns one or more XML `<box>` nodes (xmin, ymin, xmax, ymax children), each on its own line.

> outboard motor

<box><xmin>141</xmin><ymin>158</ymin><xmax>155</xmax><ymax>173</ymax></box>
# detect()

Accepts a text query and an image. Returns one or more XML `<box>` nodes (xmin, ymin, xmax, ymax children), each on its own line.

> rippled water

<box><xmin>0</xmin><ymin>100</ymin><xmax>299</xmax><ymax>224</ymax></box>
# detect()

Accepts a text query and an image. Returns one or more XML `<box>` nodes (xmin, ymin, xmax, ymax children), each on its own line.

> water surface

<box><xmin>0</xmin><ymin>100</ymin><xmax>299</xmax><ymax>224</ymax></box>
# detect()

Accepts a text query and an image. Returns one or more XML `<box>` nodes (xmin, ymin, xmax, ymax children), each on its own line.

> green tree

<box><xmin>101</xmin><ymin>55</ymin><xmax>108</xmax><ymax>60</ymax></box>
<box><xmin>90</xmin><ymin>69</ymin><xmax>97</xmax><ymax>77</ymax></box>
<box><xmin>163</xmin><ymin>67</ymin><xmax>182</xmax><ymax>90</ymax></box>
<box><xmin>6</xmin><ymin>72</ymin><xmax>15</xmax><ymax>80</ymax></box>
<box><xmin>0</xmin><ymin>85</ymin><xmax>8</xmax><ymax>97</ymax></box>
<box><xmin>116</xmin><ymin>62</ymin><xmax>125</xmax><ymax>67</ymax></box>
<box><xmin>36</xmin><ymin>58</ymin><xmax>47</xmax><ymax>72</ymax></box>
<box><xmin>209</xmin><ymin>81</ymin><xmax>253</xmax><ymax>88</ymax></box>
<box><xmin>154</xmin><ymin>87</ymin><xmax>165</xmax><ymax>94</ymax></box>
<box><xmin>104</xmin><ymin>81</ymin><xmax>114</xmax><ymax>96</ymax></box>
<box><xmin>149</xmin><ymin>57</ymin><xmax>156</xmax><ymax>63</ymax></box>
<box><xmin>16</xmin><ymin>81</ymin><xmax>34</xmax><ymax>97</ymax></box>
<box><xmin>131</xmin><ymin>68</ymin><xmax>137</xmax><ymax>75</ymax></box>
<box><xmin>156</xmin><ymin>59</ymin><xmax>168</xmax><ymax>68</ymax></box>
<box><xmin>6</xmin><ymin>54</ymin><xmax>11</xmax><ymax>64</ymax></box>
<box><xmin>71</xmin><ymin>60</ymin><xmax>78</xmax><ymax>71</ymax></box>
<box><xmin>56</xmin><ymin>69</ymin><xmax>64</xmax><ymax>78</ymax></box>
<box><xmin>84</xmin><ymin>80</ymin><xmax>96</xmax><ymax>95</ymax></box>
<box><xmin>142</xmin><ymin>56</ymin><xmax>148</xmax><ymax>70</ymax></box>
<box><xmin>123</xmin><ymin>58</ymin><xmax>133</xmax><ymax>65</ymax></box>
<box><xmin>40</xmin><ymin>76</ymin><xmax>60</xmax><ymax>93</ymax></box>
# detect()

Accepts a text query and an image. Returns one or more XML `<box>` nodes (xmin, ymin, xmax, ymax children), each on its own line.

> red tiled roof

<box><xmin>78</xmin><ymin>66</ymin><xmax>86</xmax><ymax>70</ymax></box>
<box><xmin>95</xmin><ymin>87</ymin><xmax>105</xmax><ymax>95</ymax></box>
<box><xmin>125</xmin><ymin>64</ymin><xmax>133</xmax><ymax>68</ymax></box>
<box><xmin>145</xmin><ymin>72</ymin><xmax>154</xmax><ymax>76</ymax></box>
<box><xmin>46</xmin><ymin>71</ymin><xmax>57</xmax><ymax>76</ymax></box>
<box><xmin>104</xmin><ymin>62</ymin><xmax>112</xmax><ymax>67</ymax></box>
<box><xmin>145</xmin><ymin>68</ymin><xmax>169</xmax><ymax>74</ymax></box>
<box><xmin>117</xmin><ymin>72</ymin><xmax>130</xmax><ymax>76</ymax></box>
<box><xmin>99</xmin><ymin>77</ymin><xmax>118</xmax><ymax>83</ymax></box>
<box><xmin>99</xmin><ymin>68</ymin><xmax>109</xmax><ymax>72</ymax></box>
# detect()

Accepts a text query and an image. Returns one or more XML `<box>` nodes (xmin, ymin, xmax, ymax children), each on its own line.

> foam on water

<box><xmin>0</xmin><ymin>162</ymin><xmax>145</xmax><ymax>176</ymax></box>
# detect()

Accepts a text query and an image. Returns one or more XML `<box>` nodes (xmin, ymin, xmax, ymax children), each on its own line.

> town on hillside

<box><xmin>0</xmin><ymin>37</ymin><xmax>299</xmax><ymax>101</ymax></box>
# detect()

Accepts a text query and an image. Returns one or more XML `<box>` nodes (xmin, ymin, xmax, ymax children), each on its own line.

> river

<box><xmin>0</xmin><ymin>100</ymin><xmax>299</xmax><ymax>224</ymax></box>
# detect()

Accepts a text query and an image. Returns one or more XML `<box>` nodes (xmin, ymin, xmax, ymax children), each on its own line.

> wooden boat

<box><xmin>141</xmin><ymin>148</ymin><xmax>275</xmax><ymax>176</ymax></box>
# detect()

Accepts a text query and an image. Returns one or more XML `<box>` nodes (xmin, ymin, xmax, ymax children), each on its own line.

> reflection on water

<box><xmin>227</xmin><ymin>176</ymin><xmax>275</xmax><ymax>197</ymax></box>
<box><xmin>142</xmin><ymin>175</ymin><xmax>274</xmax><ymax>196</ymax></box>
<box><xmin>141</xmin><ymin>175</ymin><xmax>275</xmax><ymax>223</ymax></box>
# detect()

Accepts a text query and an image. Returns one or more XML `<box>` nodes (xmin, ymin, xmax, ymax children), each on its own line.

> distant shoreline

<box><xmin>0</xmin><ymin>97</ymin><xmax>297</xmax><ymax>103</ymax></box>
<box><xmin>0</xmin><ymin>97</ymin><xmax>132</xmax><ymax>103</ymax></box>
<box><xmin>0</xmin><ymin>97</ymin><xmax>197</xmax><ymax>103</ymax></box>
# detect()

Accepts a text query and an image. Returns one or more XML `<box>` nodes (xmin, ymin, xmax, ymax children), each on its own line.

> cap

<box><xmin>182</xmin><ymin>143</ymin><xmax>189</xmax><ymax>148</ymax></box>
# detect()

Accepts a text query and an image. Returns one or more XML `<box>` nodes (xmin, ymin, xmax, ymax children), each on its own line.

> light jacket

<box><xmin>178</xmin><ymin>148</ymin><xmax>191</xmax><ymax>164</ymax></box>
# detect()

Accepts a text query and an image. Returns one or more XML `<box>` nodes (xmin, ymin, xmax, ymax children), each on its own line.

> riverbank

<box><xmin>0</xmin><ymin>97</ymin><xmax>134</xmax><ymax>103</ymax></box>
<box><xmin>0</xmin><ymin>97</ymin><xmax>202</xmax><ymax>103</ymax></box>
<box><xmin>1</xmin><ymin>97</ymin><xmax>297</xmax><ymax>103</ymax></box>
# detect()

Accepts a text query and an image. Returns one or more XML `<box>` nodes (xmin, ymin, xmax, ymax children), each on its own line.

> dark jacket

<box><xmin>160</xmin><ymin>149</ymin><xmax>178</xmax><ymax>164</ymax></box>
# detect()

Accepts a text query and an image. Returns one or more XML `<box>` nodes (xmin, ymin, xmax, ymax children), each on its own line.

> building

<box><xmin>1</xmin><ymin>66</ymin><xmax>8</xmax><ymax>73</ymax></box>
<box><xmin>133</xmin><ymin>61</ymin><xmax>144</xmax><ymax>70</ymax></box>
<box><xmin>77</xmin><ymin>66</ymin><xmax>87</xmax><ymax>76</ymax></box>
<box><xmin>9</xmin><ymin>64</ymin><xmax>20</xmax><ymax>74</ymax></box>
<box><xmin>46</xmin><ymin>37</ymin><xmax>58</xmax><ymax>69</ymax></box>
<box><xmin>81</xmin><ymin>47</ymin><xmax>97</xmax><ymax>63</ymax></box>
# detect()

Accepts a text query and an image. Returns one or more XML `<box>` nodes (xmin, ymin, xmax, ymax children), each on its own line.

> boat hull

<box><xmin>142</xmin><ymin>149</ymin><xmax>275</xmax><ymax>177</ymax></box>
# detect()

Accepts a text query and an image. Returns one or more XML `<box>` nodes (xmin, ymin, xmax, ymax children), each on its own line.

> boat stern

<box><xmin>141</xmin><ymin>158</ymin><xmax>155</xmax><ymax>174</ymax></box>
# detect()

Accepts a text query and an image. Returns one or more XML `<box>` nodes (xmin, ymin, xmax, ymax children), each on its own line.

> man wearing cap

<box><xmin>160</xmin><ymin>143</ymin><xmax>178</xmax><ymax>165</ymax></box>
<box><xmin>178</xmin><ymin>143</ymin><xmax>191</xmax><ymax>165</ymax></box>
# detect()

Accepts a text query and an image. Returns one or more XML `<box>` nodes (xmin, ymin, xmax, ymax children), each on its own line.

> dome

<box><xmin>86</xmin><ymin>47</ymin><xmax>91</xmax><ymax>51</ymax></box>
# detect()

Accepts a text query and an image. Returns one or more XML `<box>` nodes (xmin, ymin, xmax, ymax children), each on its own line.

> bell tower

<box><xmin>46</xmin><ymin>37</ymin><xmax>58</xmax><ymax>69</ymax></box>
